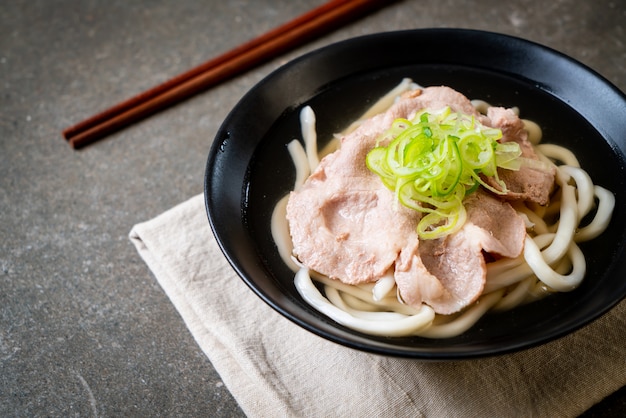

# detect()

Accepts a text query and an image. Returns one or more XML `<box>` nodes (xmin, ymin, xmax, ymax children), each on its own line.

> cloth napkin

<box><xmin>129</xmin><ymin>193</ymin><xmax>625</xmax><ymax>418</ymax></box>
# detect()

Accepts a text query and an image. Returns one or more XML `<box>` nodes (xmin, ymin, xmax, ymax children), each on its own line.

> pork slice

<box><xmin>462</xmin><ymin>189</ymin><xmax>526</xmax><ymax>258</ymax></box>
<box><xmin>287</xmin><ymin>176</ymin><xmax>421</xmax><ymax>284</ymax></box>
<box><xmin>393</xmin><ymin>242</ymin><xmax>448</xmax><ymax>309</ymax></box>
<box><xmin>392</xmin><ymin>85</ymin><xmax>480</xmax><ymax>123</ymax></box>
<box><xmin>403</xmin><ymin>228</ymin><xmax>487</xmax><ymax>314</ymax></box>
<box><xmin>483</xmin><ymin>107</ymin><xmax>556</xmax><ymax>205</ymax></box>
<box><xmin>395</xmin><ymin>190</ymin><xmax>526</xmax><ymax>314</ymax></box>
<box><xmin>287</xmin><ymin>86</ymin><xmax>527</xmax><ymax>315</ymax></box>
<box><xmin>286</xmin><ymin>103</ymin><xmax>413</xmax><ymax>283</ymax></box>
<box><xmin>286</xmin><ymin>86</ymin><xmax>480</xmax><ymax>284</ymax></box>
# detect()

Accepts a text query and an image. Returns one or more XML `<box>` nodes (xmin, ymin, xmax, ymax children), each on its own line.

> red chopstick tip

<box><xmin>62</xmin><ymin>127</ymin><xmax>75</xmax><ymax>140</ymax></box>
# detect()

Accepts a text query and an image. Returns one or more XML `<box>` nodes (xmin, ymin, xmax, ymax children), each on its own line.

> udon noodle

<box><xmin>271</xmin><ymin>79</ymin><xmax>615</xmax><ymax>338</ymax></box>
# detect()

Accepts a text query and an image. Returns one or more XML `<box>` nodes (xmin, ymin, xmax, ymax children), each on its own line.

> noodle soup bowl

<box><xmin>205</xmin><ymin>29</ymin><xmax>626</xmax><ymax>359</ymax></box>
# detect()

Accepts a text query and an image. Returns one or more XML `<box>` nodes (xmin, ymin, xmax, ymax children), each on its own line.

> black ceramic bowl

<box><xmin>205</xmin><ymin>29</ymin><xmax>626</xmax><ymax>359</ymax></box>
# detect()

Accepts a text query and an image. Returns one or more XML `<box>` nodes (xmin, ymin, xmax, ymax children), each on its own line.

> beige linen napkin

<box><xmin>129</xmin><ymin>193</ymin><xmax>625</xmax><ymax>418</ymax></box>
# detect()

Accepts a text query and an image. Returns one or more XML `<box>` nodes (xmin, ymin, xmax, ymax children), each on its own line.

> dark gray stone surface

<box><xmin>1</xmin><ymin>0</ymin><xmax>623</xmax><ymax>416</ymax></box>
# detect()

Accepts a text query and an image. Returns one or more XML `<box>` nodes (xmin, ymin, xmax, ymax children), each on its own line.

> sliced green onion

<box><xmin>366</xmin><ymin>107</ymin><xmax>521</xmax><ymax>239</ymax></box>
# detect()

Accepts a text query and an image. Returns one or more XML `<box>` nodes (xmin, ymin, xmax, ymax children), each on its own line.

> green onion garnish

<box><xmin>366</xmin><ymin>107</ymin><xmax>521</xmax><ymax>240</ymax></box>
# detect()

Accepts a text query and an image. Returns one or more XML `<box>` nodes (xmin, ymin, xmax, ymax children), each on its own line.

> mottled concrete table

<box><xmin>1</xmin><ymin>0</ymin><xmax>624</xmax><ymax>416</ymax></box>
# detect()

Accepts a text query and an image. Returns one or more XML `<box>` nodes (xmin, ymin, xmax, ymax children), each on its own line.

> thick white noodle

<box><xmin>294</xmin><ymin>268</ymin><xmax>435</xmax><ymax>337</ymax></box>
<box><xmin>536</xmin><ymin>143</ymin><xmax>580</xmax><ymax>166</ymax></box>
<box><xmin>575</xmin><ymin>186</ymin><xmax>615</xmax><ymax>242</ymax></box>
<box><xmin>485</xmin><ymin>234</ymin><xmax>552</xmax><ymax>293</ymax></box>
<box><xmin>560</xmin><ymin>165</ymin><xmax>595</xmax><ymax>219</ymax></box>
<box><xmin>540</xmin><ymin>168</ymin><xmax>579</xmax><ymax>262</ymax></box>
<box><xmin>493</xmin><ymin>257</ymin><xmax>572</xmax><ymax>310</ymax></box>
<box><xmin>271</xmin><ymin>140</ymin><xmax>311</xmax><ymax>272</ymax></box>
<box><xmin>524</xmin><ymin>235</ymin><xmax>586</xmax><ymax>291</ymax></box>
<box><xmin>492</xmin><ymin>276</ymin><xmax>535</xmax><ymax>311</ymax></box>
<box><xmin>372</xmin><ymin>273</ymin><xmax>396</xmax><ymax>301</ymax></box>
<box><xmin>313</xmin><ymin>274</ymin><xmax>420</xmax><ymax>315</ymax></box>
<box><xmin>417</xmin><ymin>290</ymin><xmax>505</xmax><ymax>338</ymax></box>
<box><xmin>325</xmin><ymin>287</ymin><xmax>411</xmax><ymax>321</ymax></box>
<box><xmin>271</xmin><ymin>196</ymin><xmax>299</xmax><ymax>272</ymax></box>
<box><xmin>287</xmin><ymin>140</ymin><xmax>310</xmax><ymax>191</ymax></box>
<box><xmin>333</xmin><ymin>290</ymin><xmax>388</xmax><ymax>313</ymax></box>
<box><xmin>485</xmin><ymin>260</ymin><xmax>533</xmax><ymax>293</ymax></box>
<box><xmin>300</xmin><ymin>106</ymin><xmax>319</xmax><ymax>171</ymax></box>
<box><xmin>522</xmin><ymin>119</ymin><xmax>543</xmax><ymax>144</ymax></box>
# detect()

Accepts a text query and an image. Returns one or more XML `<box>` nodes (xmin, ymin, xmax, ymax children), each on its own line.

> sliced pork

<box><xmin>483</xmin><ymin>107</ymin><xmax>556</xmax><ymax>205</ymax></box>
<box><xmin>286</xmin><ymin>86</ymin><xmax>532</xmax><ymax>315</ymax></box>
<box><xmin>402</xmin><ymin>190</ymin><xmax>526</xmax><ymax>314</ymax></box>
<box><xmin>287</xmin><ymin>86</ymin><xmax>481</xmax><ymax>285</ymax></box>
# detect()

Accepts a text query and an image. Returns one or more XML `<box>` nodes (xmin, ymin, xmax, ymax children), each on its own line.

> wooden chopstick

<box><xmin>63</xmin><ymin>0</ymin><xmax>392</xmax><ymax>149</ymax></box>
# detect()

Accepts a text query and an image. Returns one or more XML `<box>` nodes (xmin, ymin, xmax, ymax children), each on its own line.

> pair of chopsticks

<box><xmin>62</xmin><ymin>0</ymin><xmax>392</xmax><ymax>149</ymax></box>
